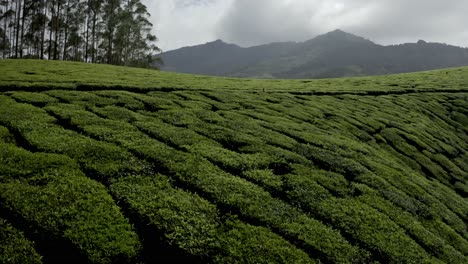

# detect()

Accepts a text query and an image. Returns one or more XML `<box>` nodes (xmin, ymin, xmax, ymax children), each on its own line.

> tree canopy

<box><xmin>0</xmin><ymin>0</ymin><xmax>161</xmax><ymax>68</ymax></box>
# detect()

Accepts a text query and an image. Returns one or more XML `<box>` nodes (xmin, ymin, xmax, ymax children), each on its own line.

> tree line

<box><xmin>0</xmin><ymin>0</ymin><xmax>161</xmax><ymax>68</ymax></box>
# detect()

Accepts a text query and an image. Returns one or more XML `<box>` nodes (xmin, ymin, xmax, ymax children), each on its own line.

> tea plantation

<box><xmin>0</xmin><ymin>60</ymin><xmax>467</xmax><ymax>263</ymax></box>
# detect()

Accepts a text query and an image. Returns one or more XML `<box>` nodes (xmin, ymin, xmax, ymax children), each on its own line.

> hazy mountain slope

<box><xmin>280</xmin><ymin>39</ymin><xmax>468</xmax><ymax>79</ymax></box>
<box><xmin>237</xmin><ymin>30</ymin><xmax>378</xmax><ymax>78</ymax></box>
<box><xmin>160</xmin><ymin>39</ymin><xmax>297</xmax><ymax>76</ymax></box>
<box><xmin>160</xmin><ymin>30</ymin><xmax>468</xmax><ymax>78</ymax></box>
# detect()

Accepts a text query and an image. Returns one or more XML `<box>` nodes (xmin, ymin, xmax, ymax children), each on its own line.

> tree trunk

<box><xmin>48</xmin><ymin>1</ymin><xmax>54</xmax><ymax>59</ymax></box>
<box><xmin>9</xmin><ymin>1</ymin><xmax>14</xmax><ymax>57</ymax></box>
<box><xmin>2</xmin><ymin>1</ymin><xmax>8</xmax><ymax>59</ymax></box>
<box><xmin>19</xmin><ymin>0</ymin><xmax>26</xmax><ymax>58</ymax></box>
<box><xmin>15</xmin><ymin>0</ymin><xmax>22</xmax><ymax>58</ymax></box>
<box><xmin>40</xmin><ymin>0</ymin><xmax>46</xmax><ymax>59</ymax></box>
<box><xmin>107</xmin><ymin>29</ymin><xmax>112</xmax><ymax>64</ymax></box>
<box><xmin>53</xmin><ymin>0</ymin><xmax>61</xmax><ymax>60</ymax></box>
<box><xmin>62</xmin><ymin>0</ymin><xmax>69</xmax><ymax>60</ymax></box>
<box><xmin>84</xmin><ymin>15</ymin><xmax>89</xmax><ymax>62</ymax></box>
<box><xmin>91</xmin><ymin>12</ymin><xmax>96</xmax><ymax>63</ymax></box>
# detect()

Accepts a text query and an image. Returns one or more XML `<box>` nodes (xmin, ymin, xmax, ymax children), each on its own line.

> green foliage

<box><xmin>214</xmin><ymin>219</ymin><xmax>314</xmax><ymax>264</ymax></box>
<box><xmin>8</xmin><ymin>92</ymin><xmax>58</xmax><ymax>106</ymax></box>
<box><xmin>0</xmin><ymin>126</ymin><xmax>15</xmax><ymax>144</ymax></box>
<box><xmin>0</xmin><ymin>59</ymin><xmax>467</xmax><ymax>93</ymax></box>
<box><xmin>0</xmin><ymin>218</ymin><xmax>42</xmax><ymax>264</ymax></box>
<box><xmin>0</xmin><ymin>96</ymin><xmax>145</xmax><ymax>182</ymax></box>
<box><xmin>110</xmin><ymin>175</ymin><xmax>220</xmax><ymax>257</ymax></box>
<box><xmin>0</xmin><ymin>143</ymin><xmax>141</xmax><ymax>263</ymax></box>
<box><xmin>0</xmin><ymin>61</ymin><xmax>467</xmax><ymax>263</ymax></box>
<box><xmin>316</xmin><ymin>198</ymin><xmax>436</xmax><ymax>263</ymax></box>
<box><xmin>359</xmin><ymin>194</ymin><xmax>468</xmax><ymax>263</ymax></box>
<box><xmin>1</xmin><ymin>0</ymin><xmax>159</xmax><ymax>68</ymax></box>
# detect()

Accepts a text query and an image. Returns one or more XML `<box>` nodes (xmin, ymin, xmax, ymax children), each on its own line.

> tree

<box><xmin>87</xmin><ymin>0</ymin><xmax>102</xmax><ymax>63</ymax></box>
<box><xmin>116</xmin><ymin>0</ymin><xmax>161</xmax><ymax>68</ymax></box>
<box><xmin>0</xmin><ymin>0</ymin><xmax>162</xmax><ymax>68</ymax></box>
<box><xmin>0</xmin><ymin>0</ymin><xmax>14</xmax><ymax>58</ymax></box>
<box><xmin>102</xmin><ymin>0</ymin><xmax>120</xmax><ymax>64</ymax></box>
<box><xmin>14</xmin><ymin>0</ymin><xmax>21</xmax><ymax>58</ymax></box>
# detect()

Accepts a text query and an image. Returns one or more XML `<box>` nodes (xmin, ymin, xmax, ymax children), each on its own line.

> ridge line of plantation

<box><xmin>2</xmin><ymin>84</ymin><xmax>468</xmax><ymax>96</ymax></box>
<box><xmin>1</xmin><ymin>59</ymin><xmax>468</xmax><ymax>93</ymax></box>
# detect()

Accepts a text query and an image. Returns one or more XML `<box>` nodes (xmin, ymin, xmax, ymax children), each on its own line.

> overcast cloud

<box><xmin>142</xmin><ymin>0</ymin><xmax>468</xmax><ymax>51</ymax></box>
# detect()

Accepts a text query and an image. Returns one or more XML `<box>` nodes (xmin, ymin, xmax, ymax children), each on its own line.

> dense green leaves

<box><xmin>0</xmin><ymin>0</ymin><xmax>159</xmax><ymax>67</ymax></box>
<box><xmin>110</xmin><ymin>175</ymin><xmax>221</xmax><ymax>258</ymax></box>
<box><xmin>0</xmin><ymin>144</ymin><xmax>141</xmax><ymax>263</ymax></box>
<box><xmin>0</xmin><ymin>218</ymin><xmax>42</xmax><ymax>264</ymax></box>
<box><xmin>0</xmin><ymin>61</ymin><xmax>467</xmax><ymax>263</ymax></box>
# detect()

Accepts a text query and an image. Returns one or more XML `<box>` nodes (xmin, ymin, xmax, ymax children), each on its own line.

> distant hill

<box><xmin>160</xmin><ymin>30</ymin><xmax>468</xmax><ymax>78</ymax></box>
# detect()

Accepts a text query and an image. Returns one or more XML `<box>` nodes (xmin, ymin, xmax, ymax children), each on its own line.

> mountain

<box><xmin>159</xmin><ymin>30</ymin><xmax>468</xmax><ymax>78</ymax></box>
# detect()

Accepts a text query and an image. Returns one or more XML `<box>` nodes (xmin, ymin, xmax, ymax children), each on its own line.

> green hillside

<box><xmin>159</xmin><ymin>30</ymin><xmax>468</xmax><ymax>79</ymax></box>
<box><xmin>0</xmin><ymin>59</ymin><xmax>467</xmax><ymax>263</ymax></box>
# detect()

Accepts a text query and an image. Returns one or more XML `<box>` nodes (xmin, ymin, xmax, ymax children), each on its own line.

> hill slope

<box><xmin>0</xmin><ymin>60</ymin><xmax>467</xmax><ymax>263</ymax></box>
<box><xmin>160</xmin><ymin>30</ymin><xmax>468</xmax><ymax>78</ymax></box>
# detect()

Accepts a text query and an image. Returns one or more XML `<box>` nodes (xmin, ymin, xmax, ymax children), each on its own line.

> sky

<box><xmin>141</xmin><ymin>0</ymin><xmax>468</xmax><ymax>52</ymax></box>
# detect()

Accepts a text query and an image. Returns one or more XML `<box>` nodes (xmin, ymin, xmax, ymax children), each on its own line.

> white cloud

<box><xmin>142</xmin><ymin>0</ymin><xmax>233</xmax><ymax>51</ymax></box>
<box><xmin>142</xmin><ymin>0</ymin><xmax>468</xmax><ymax>51</ymax></box>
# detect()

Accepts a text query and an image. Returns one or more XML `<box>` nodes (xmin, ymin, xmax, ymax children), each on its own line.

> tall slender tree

<box><xmin>0</xmin><ymin>0</ymin><xmax>12</xmax><ymax>58</ymax></box>
<box><xmin>102</xmin><ymin>0</ymin><xmax>120</xmax><ymax>64</ymax></box>
<box><xmin>14</xmin><ymin>0</ymin><xmax>21</xmax><ymax>58</ymax></box>
<box><xmin>39</xmin><ymin>0</ymin><xmax>46</xmax><ymax>58</ymax></box>
<box><xmin>0</xmin><ymin>0</ymin><xmax>162</xmax><ymax>68</ymax></box>
<box><xmin>88</xmin><ymin>0</ymin><xmax>102</xmax><ymax>63</ymax></box>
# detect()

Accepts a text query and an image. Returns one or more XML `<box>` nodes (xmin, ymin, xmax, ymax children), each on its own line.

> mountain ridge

<box><xmin>160</xmin><ymin>30</ymin><xmax>468</xmax><ymax>78</ymax></box>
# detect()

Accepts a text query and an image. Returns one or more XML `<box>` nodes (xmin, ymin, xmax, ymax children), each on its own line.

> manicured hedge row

<box><xmin>358</xmin><ymin>150</ymin><xmax>468</xmax><ymax>235</ymax></box>
<box><xmin>358</xmin><ymin>194</ymin><xmax>468</xmax><ymax>263</ymax></box>
<box><xmin>0</xmin><ymin>218</ymin><xmax>42</xmax><ymax>264</ymax></box>
<box><xmin>316</xmin><ymin>198</ymin><xmax>436</xmax><ymax>263</ymax></box>
<box><xmin>8</xmin><ymin>91</ymin><xmax>58</xmax><ymax>106</ymax></box>
<box><xmin>0</xmin><ymin>96</ymin><xmax>145</xmax><ymax>183</ymax></box>
<box><xmin>45</xmin><ymin>103</ymin><xmax>363</xmax><ymax>263</ymax></box>
<box><xmin>272</xmin><ymin>94</ymin><xmax>468</xmax><ymax>233</ymax></box>
<box><xmin>110</xmin><ymin>175</ymin><xmax>221</xmax><ymax>259</ymax></box>
<box><xmin>45</xmin><ymin>90</ymin><xmax>116</xmax><ymax>107</ymax></box>
<box><xmin>139</xmin><ymin>149</ymin><xmax>364</xmax><ymax>263</ymax></box>
<box><xmin>0</xmin><ymin>126</ymin><xmax>15</xmax><ymax>144</ymax></box>
<box><xmin>2</xmin><ymin>86</ymin><xmax>467</xmax><ymax>263</ymax></box>
<box><xmin>42</xmin><ymin>102</ymin><xmax>316</xmax><ymax>262</ymax></box>
<box><xmin>46</xmin><ymin>91</ymin><xmax>468</xmax><ymax>263</ymax></box>
<box><xmin>111</xmin><ymin>175</ymin><xmax>314</xmax><ymax>263</ymax></box>
<box><xmin>0</xmin><ymin>143</ymin><xmax>141</xmax><ymax>263</ymax></box>
<box><xmin>213</xmin><ymin>218</ymin><xmax>314</xmax><ymax>264</ymax></box>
